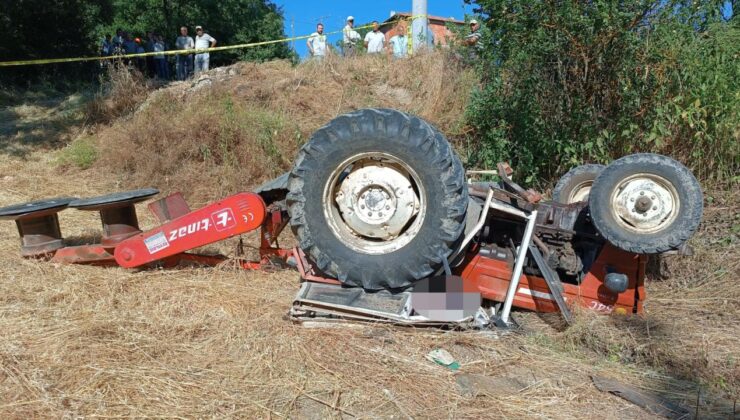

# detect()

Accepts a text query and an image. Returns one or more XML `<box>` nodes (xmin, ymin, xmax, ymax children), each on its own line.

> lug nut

<box><xmin>385</xmin><ymin>205</ymin><xmax>390</xmax><ymax>210</ymax></box>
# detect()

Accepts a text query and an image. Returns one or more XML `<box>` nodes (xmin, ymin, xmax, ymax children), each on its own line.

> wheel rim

<box><xmin>323</xmin><ymin>152</ymin><xmax>425</xmax><ymax>255</ymax></box>
<box><xmin>567</xmin><ymin>181</ymin><xmax>593</xmax><ymax>203</ymax></box>
<box><xmin>609</xmin><ymin>173</ymin><xmax>680</xmax><ymax>234</ymax></box>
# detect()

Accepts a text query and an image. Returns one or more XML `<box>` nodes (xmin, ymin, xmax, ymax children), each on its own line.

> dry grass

<box><xmin>94</xmin><ymin>52</ymin><xmax>478</xmax><ymax>206</ymax></box>
<box><xmin>84</xmin><ymin>65</ymin><xmax>152</xmax><ymax>125</ymax></box>
<box><xmin>0</xmin><ymin>150</ymin><xmax>736</xmax><ymax>418</ymax></box>
<box><xmin>560</xmin><ymin>189</ymin><xmax>740</xmax><ymax>398</ymax></box>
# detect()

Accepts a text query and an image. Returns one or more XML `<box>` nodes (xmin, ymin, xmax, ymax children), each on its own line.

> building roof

<box><xmin>383</xmin><ymin>12</ymin><xmax>466</xmax><ymax>26</ymax></box>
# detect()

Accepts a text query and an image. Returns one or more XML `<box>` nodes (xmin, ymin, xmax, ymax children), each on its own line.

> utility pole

<box><xmin>412</xmin><ymin>0</ymin><xmax>429</xmax><ymax>53</ymax></box>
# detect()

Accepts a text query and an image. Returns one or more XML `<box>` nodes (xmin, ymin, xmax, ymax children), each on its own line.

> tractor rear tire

<box><xmin>553</xmin><ymin>164</ymin><xmax>605</xmax><ymax>204</ymax></box>
<box><xmin>287</xmin><ymin>108</ymin><xmax>468</xmax><ymax>290</ymax></box>
<box><xmin>588</xmin><ymin>154</ymin><xmax>703</xmax><ymax>254</ymax></box>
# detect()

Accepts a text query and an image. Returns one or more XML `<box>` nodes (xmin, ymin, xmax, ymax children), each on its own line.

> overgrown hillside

<box><xmin>91</xmin><ymin>53</ymin><xmax>477</xmax><ymax>205</ymax></box>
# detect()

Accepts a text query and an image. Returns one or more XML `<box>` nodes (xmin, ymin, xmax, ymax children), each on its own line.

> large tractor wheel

<box><xmin>553</xmin><ymin>164</ymin><xmax>605</xmax><ymax>204</ymax></box>
<box><xmin>287</xmin><ymin>109</ymin><xmax>468</xmax><ymax>290</ymax></box>
<box><xmin>588</xmin><ymin>154</ymin><xmax>703</xmax><ymax>254</ymax></box>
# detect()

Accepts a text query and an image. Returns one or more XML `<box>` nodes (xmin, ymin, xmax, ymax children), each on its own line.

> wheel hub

<box><xmin>335</xmin><ymin>164</ymin><xmax>419</xmax><ymax>240</ymax></box>
<box><xmin>613</xmin><ymin>176</ymin><xmax>677</xmax><ymax>232</ymax></box>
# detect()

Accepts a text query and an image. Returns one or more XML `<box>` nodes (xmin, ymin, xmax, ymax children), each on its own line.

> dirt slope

<box><xmin>93</xmin><ymin>53</ymin><xmax>477</xmax><ymax>206</ymax></box>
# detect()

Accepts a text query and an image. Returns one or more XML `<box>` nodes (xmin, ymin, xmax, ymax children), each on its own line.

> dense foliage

<box><xmin>0</xmin><ymin>0</ymin><xmax>293</xmax><ymax>84</ymax></box>
<box><xmin>465</xmin><ymin>0</ymin><xmax>738</xmax><ymax>183</ymax></box>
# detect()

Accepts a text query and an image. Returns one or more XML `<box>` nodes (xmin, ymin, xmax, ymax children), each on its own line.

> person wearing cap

<box><xmin>307</xmin><ymin>23</ymin><xmax>328</xmax><ymax>59</ymax></box>
<box><xmin>342</xmin><ymin>16</ymin><xmax>361</xmax><ymax>57</ymax></box>
<box><xmin>464</xmin><ymin>19</ymin><xmax>483</xmax><ymax>52</ymax></box>
<box><xmin>194</xmin><ymin>26</ymin><xmax>217</xmax><ymax>73</ymax></box>
<box><xmin>175</xmin><ymin>26</ymin><xmax>195</xmax><ymax>80</ymax></box>
<box><xmin>364</xmin><ymin>21</ymin><xmax>386</xmax><ymax>55</ymax></box>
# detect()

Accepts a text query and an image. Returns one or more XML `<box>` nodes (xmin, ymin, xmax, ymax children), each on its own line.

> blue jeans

<box><xmin>155</xmin><ymin>58</ymin><xmax>169</xmax><ymax>79</ymax></box>
<box><xmin>176</xmin><ymin>54</ymin><xmax>193</xmax><ymax>80</ymax></box>
<box><xmin>194</xmin><ymin>53</ymin><xmax>210</xmax><ymax>73</ymax></box>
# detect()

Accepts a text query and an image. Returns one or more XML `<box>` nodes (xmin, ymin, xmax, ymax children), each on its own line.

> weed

<box><xmin>57</xmin><ymin>136</ymin><xmax>98</xmax><ymax>169</ymax></box>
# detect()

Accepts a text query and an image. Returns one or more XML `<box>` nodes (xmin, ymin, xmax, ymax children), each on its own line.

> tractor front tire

<box><xmin>287</xmin><ymin>108</ymin><xmax>468</xmax><ymax>289</ymax></box>
<box><xmin>588</xmin><ymin>154</ymin><xmax>703</xmax><ymax>254</ymax></box>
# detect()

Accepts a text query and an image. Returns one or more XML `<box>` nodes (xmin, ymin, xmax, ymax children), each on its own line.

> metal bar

<box><xmin>498</xmin><ymin>210</ymin><xmax>538</xmax><ymax>326</ymax></box>
<box><xmin>528</xmin><ymin>244</ymin><xmax>573</xmax><ymax>324</ymax></box>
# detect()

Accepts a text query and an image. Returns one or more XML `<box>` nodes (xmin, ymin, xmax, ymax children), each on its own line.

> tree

<box><xmin>0</xmin><ymin>0</ymin><xmax>295</xmax><ymax>85</ymax></box>
<box><xmin>0</xmin><ymin>0</ymin><xmax>113</xmax><ymax>84</ymax></box>
<box><xmin>464</xmin><ymin>0</ymin><xmax>737</xmax><ymax>182</ymax></box>
<box><xmin>105</xmin><ymin>0</ymin><xmax>294</xmax><ymax>64</ymax></box>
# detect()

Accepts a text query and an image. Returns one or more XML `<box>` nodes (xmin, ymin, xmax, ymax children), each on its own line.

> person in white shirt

<box><xmin>363</xmin><ymin>21</ymin><xmax>385</xmax><ymax>54</ymax></box>
<box><xmin>307</xmin><ymin>23</ymin><xmax>327</xmax><ymax>58</ymax></box>
<box><xmin>388</xmin><ymin>22</ymin><xmax>408</xmax><ymax>59</ymax></box>
<box><xmin>342</xmin><ymin>16</ymin><xmax>361</xmax><ymax>57</ymax></box>
<box><xmin>194</xmin><ymin>25</ymin><xmax>216</xmax><ymax>73</ymax></box>
<box><xmin>175</xmin><ymin>26</ymin><xmax>195</xmax><ymax>80</ymax></box>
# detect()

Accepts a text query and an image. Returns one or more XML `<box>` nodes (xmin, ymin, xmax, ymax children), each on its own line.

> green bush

<box><xmin>465</xmin><ymin>0</ymin><xmax>738</xmax><ymax>184</ymax></box>
<box><xmin>57</xmin><ymin>136</ymin><xmax>98</xmax><ymax>169</ymax></box>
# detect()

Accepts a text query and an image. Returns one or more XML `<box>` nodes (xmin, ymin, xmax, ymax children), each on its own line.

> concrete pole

<box><xmin>412</xmin><ymin>0</ymin><xmax>428</xmax><ymax>53</ymax></box>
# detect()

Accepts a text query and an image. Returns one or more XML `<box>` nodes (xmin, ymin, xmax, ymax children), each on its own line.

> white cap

<box><xmin>470</xmin><ymin>19</ymin><xmax>478</xmax><ymax>25</ymax></box>
<box><xmin>346</xmin><ymin>16</ymin><xmax>354</xmax><ymax>21</ymax></box>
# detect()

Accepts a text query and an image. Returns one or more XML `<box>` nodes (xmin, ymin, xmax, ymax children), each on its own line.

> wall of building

<box><xmin>383</xmin><ymin>18</ymin><xmax>461</xmax><ymax>52</ymax></box>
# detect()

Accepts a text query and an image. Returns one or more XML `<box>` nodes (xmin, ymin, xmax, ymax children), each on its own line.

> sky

<box><xmin>273</xmin><ymin>0</ymin><xmax>477</xmax><ymax>58</ymax></box>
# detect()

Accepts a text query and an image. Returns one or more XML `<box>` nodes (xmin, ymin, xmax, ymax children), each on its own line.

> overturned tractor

<box><xmin>0</xmin><ymin>109</ymin><xmax>703</xmax><ymax>327</ymax></box>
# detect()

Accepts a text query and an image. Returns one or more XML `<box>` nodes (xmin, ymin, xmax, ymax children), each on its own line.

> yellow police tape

<box><xmin>0</xmin><ymin>15</ymin><xmax>429</xmax><ymax>67</ymax></box>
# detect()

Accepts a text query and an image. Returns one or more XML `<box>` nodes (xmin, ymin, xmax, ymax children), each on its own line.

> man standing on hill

<box><xmin>307</xmin><ymin>23</ymin><xmax>327</xmax><ymax>59</ymax></box>
<box><xmin>364</xmin><ymin>21</ymin><xmax>386</xmax><ymax>55</ymax></box>
<box><xmin>388</xmin><ymin>22</ymin><xmax>408</xmax><ymax>59</ymax></box>
<box><xmin>464</xmin><ymin>19</ymin><xmax>483</xmax><ymax>54</ymax></box>
<box><xmin>154</xmin><ymin>34</ymin><xmax>169</xmax><ymax>80</ymax></box>
<box><xmin>176</xmin><ymin>26</ymin><xmax>195</xmax><ymax>80</ymax></box>
<box><xmin>342</xmin><ymin>16</ymin><xmax>361</xmax><ymax>57</ymax></box>
<box><xmin>194</xmin><ymin>26</ymin><xmax>217</xmax><ymax>73</ymax></box>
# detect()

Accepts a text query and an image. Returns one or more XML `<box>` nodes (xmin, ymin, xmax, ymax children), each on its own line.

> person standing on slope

<box><xmin>194</xmin><ymin>26</ymin><xmax>217</xmax><ymax>73</ymax></box>
<box><xmin>307</xmin><ymin>23</ymin><xmax>328</xmax><ymax>59</ymax></box>
<box><xmin>342</xmin><ymin>16</ymin><xmax>361</xmax><ymax>57</ymax></box>
<box><xmin>176</xmin><ymin>26</ymin><xmax>195</xmax><ymax>80</ymax></box>
<box><xmin>364</xmin><ymin>21</ymin><xmax>386</xmax><ymax>55</ymax></box>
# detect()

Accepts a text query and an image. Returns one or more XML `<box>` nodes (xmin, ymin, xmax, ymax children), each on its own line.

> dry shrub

<box><xmin>84</xmin><ymin>65</ymin><xmax>151</xmax><ymax>125</ymax></box>
<box><xmin>94</xmin><ymin>52</ymin><xmax>478</xmax><ymax>205</ymax></box>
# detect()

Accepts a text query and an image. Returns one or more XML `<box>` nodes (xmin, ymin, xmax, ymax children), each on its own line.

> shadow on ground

<box><xmin>0</xmin><ymin>92</ymin><xmax>91</xmax><ymax>157</ymax></box>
